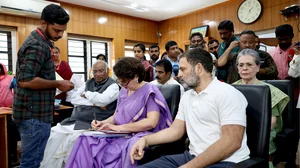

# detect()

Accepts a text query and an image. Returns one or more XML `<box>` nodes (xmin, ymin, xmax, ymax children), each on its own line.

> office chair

<box><xmin>263</xmin><ymin>80</ymin><xmax>296</xmax><ymax>166</ymax></box>
<box><xmin>232</xmin><ymin>84</ymin><xmax>272</xmax><ymax>168</ymax></box>
<box><xmin>139</xmin><ymin>84</ymin><xmax>186</xmax><ymax>165</ymax></box>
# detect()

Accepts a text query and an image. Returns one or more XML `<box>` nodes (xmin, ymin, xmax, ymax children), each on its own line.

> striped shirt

<box><xmin>12</xmin><ymin>28</ymin><xmax>55</xmax><ymax>123</ymax></box>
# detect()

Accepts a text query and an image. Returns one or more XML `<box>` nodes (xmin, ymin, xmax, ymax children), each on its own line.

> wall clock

<box><xmin>237</xmin><ymin>0</ymin><xmax>262</xmax><ymax>24</ymax></box>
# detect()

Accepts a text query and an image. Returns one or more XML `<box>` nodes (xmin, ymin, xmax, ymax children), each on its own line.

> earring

<box><xmin>136</xmin><ymin>80</ymin><xmax>139</xmax><ymax>83</ymax></box>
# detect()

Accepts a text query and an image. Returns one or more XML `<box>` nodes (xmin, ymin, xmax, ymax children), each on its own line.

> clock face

<box><xmin>238</xmin><ymin>0</ymin><xmax>262</xmax><ymax>24</ymax></box>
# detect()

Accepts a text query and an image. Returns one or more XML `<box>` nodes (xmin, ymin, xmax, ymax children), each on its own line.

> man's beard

<box><xmin>45</xmin><ymin>25</ymin><xmax>60</xmax><ymax>41</ymax></box>
<box><xmin>181</xmin><ymin>69</ymin><xmax>199</xmax><ymax>89</ymax></box>
<box><xmin>151</xmin><ymin>55</ymin><xmax>159</xmax><ymax>61</ymax></box>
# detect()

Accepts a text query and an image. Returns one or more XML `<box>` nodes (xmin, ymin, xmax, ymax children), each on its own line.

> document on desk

<box><xmin>83</xmin><ymin>130</ymin><xmax>131</xmax><ymax>138</ymax></box>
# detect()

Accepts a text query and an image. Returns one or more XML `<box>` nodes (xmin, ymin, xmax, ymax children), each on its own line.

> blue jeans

<box><xmin>139</xmin><ymin>151</ymin><xmax>236</xmax><ymax>168</ymax></box>
<box><xmin>17</xmin><ymin>119</ymin><xmax>51</xmax><ymax>168</ymax></box>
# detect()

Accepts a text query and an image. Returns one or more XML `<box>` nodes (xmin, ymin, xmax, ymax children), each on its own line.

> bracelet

<box><xmin>141</xmin><ymin>137</ymin><xmax>149</xmax><ymax>148</ymax></box>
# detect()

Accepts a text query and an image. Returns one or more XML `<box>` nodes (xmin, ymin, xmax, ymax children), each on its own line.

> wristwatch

<box><xmin>81</xmin><ymin>91</ymin><xmax>87</xmax><ymax>98</ymax></box>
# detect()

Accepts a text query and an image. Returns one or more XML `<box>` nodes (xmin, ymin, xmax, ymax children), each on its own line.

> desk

<box><xmin>0</xmin><ymin>108</ymin><xmax>11</xmax><ymax>168</ymax></box>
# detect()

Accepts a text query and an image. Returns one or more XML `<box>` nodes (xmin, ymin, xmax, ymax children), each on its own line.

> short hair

<box><xmin>155</xmin><ymin>59</ymin><xmax>172</xmax><ymax>75</ymax></box>
<box><xmin>275</xmin><ymin>24</ymin><xmax>294</xmax><ymax>37</ymax></box>
<box><xmin>0</xmin><ymin>64</ymin><xmax>5</xmax><ymax>75</ymax></box>
<box><xmin>53</xmin><ymin>46</ymin><xmax>60</xmax><ymax>52</ymax></box>
<box><xmin>93</xmin><ymin>60</ymin><xmax>108</xmax><ymax>72</ymax></box>
<box><xmin>190</xmin><ymin>32</ymin><xmax>204</xmax><ymax>41</ymax></box>
<box><xmin>237</xmin><ymin>49</ymin><xmax>261</xmax><ymax>65</ymax></box>
<box><xmin>240</xmin><ymin>30</ymin><xmax>256</xmax><ymax>37</ymax></box>
<box><xmin>149</xmin><ymin>44</ymin><xmax>160</xmax><ymax>50</ymax></box>
<box><xmin>179</xmin><ymin>48</ymin><xmax>213</xmax><ymax>73</ymax></box>
<box><xmin>113</xmin><ymin>57</ymin><xmax>145</xmax><ymax>83</ymax></box>
<box><xmin>41</xmin><ymin>4</ymin><xmax>69</xmax><ymax>25</ymax></box>
<box><xmin>96</xmin><ymin>54</ymin><xmax>106</xmax><ymax>62</ymax></box>
<box><xmin>208</xmin><ymin>39</ymin><xmax>219</xmax><ymax>45</ymax></box>
<box><xmin>218</xmin><ymin>20</ymin><xmax>234</xmax><ymax>31</ymax></box>
<box><xmin>165</xmin><ymin>41</ymin><xmax>177</xmax><ymax>51</ymax></box>
<box><xmin>134</xmin><ymin>43</ymin><xmax>146</xmax><ymax>53</ymax></box>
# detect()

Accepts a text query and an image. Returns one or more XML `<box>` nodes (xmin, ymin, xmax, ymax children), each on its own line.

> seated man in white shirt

<box><xmin>130</xmin><ymin>48</ymin><xmax>250</xmax><ymax>168</ymax></box>
<box><xmin>40</xmin><ymin>60</ymin><xmax>120</xmax><ymax>168</ymax></box>
<box><xmin>151</xmin><ymin>59</ymin><xmax>185</xmax><ymax>96</ymax></box>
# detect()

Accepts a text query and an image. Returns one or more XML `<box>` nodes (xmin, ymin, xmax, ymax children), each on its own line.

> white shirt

<box><xmin>288</xmin><ymin>54</ymin><xmax>300</xmax><ymax>78</ymax></box>
<box><xmin>176</xmin><ymin>78</ymin><xmax>250</xmax><ymax>163</ymax></box>
<box><xmin>71</xmin><ymin>82</ymin><xmax>119</xmax><ymax>107</ymax></box>
<box><xmin>151</xmin><ymin>77</ymin><xmax>185</xmax><ymax>96</ymax></box>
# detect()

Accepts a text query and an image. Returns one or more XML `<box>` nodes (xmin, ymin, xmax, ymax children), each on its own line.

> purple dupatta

<box><xmin>65</xmin><ymin>83</ymin><xmax>172</xmax><ymax>168</ymax></box>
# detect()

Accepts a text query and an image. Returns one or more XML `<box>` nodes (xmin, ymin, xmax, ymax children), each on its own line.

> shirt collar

<box><xmin>190</xmin><ymin>77</ymin><xmax>218</xmax><ymax>96</ymax></box>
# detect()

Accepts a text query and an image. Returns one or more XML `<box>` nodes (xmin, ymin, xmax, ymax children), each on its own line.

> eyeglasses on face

<box><xmin>116</xmin><ymin>78</ymin><xmax>132</xmax><ymax>87</ymax></box>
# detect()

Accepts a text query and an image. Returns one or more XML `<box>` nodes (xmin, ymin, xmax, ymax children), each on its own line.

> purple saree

<box><xmin>65</xmin><ymin>83</ymin><xmax>172</xmax><ymax>168</ymax></box>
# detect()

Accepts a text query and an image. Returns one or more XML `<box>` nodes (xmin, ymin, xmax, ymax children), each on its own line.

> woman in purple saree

<box><xmin>65</xmin><ymin>57</ymin><xmax>172</xmax><ymax>168</ymax></box>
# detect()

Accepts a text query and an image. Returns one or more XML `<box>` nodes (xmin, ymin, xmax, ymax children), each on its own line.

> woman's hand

<box><xmin>98</xmin><ymin>123</ymin><xmax>123</xmax><ymax>131</ymax></box>
<box><xmin>91</xmin><ymin>120</ymin><xmax>104</xmax><ymax>129</ymax></box>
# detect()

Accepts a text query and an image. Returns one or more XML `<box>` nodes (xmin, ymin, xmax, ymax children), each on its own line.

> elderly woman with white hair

<box><xmin>233</xmin><ymin>49</ymin><xmax>290</xmax><ymax>168</ymax></box>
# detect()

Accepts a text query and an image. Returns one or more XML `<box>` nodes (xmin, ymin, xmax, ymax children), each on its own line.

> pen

<box><xmin>93</xmin><ymin>112</ymin><xmax>97</xmax><ymax>124</ymax></box>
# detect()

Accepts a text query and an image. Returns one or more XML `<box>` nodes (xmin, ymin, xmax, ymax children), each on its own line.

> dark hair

<box><xmin>0</xmin><ymin>64</ymin><xmax>4</xmax><ymax>75</ymax></box>
<box><xmin>134</xmin><ymin>43</ymin><xmax>146</xmax><ymax>53</ymax></box>
<box><xmin>41</xmin><ymin>4</ymin><xmax>69</xmax><ymax>25</ymax></box>
<box><xmin>161</xmin><ymin>51</ymin><xmax>167</xmax><ymax>60</ymax></box>
<box><xmin>179</xmin><ymin>48</ymin><xmax>213</xmax><ymax>73</ymax></box>
<box><xmin>53</xmin><ymin>46</ymin><xmax>60</xmax><ymax>52</ymax></box>
<box><xmin>240</xmin><ymin>30</ymin><xmax>256</xmax><ymax>37</ymax></box>
<box><xmin>190</xmin><ymin>32</ymin><xmax>204</xmax><ymax>41</ymax></box>
<box><xmin>178</xmin><ymin>48</ymin><xmax>184</xmax><ymax>54</ymax></box>
<box><xmin>165</xmin><ymin>41</ymin><xmax>177</xmax><ymax>51</ymax></box>
<box><xmin>208</xmin><ymin>39</ymin><xmax>219</xmax><ymax>45</ymax></box>
<box><xmin>149</xmin><ymin>44</ymin><xmax>160</xmax><ymax>50</ymax></box>
<box><xmin>275</xmin><ymin>24</ymin><xmax>294</xmax><ymax>38</ymax></box>
<box><xmin>218</xmin><ymin>20</ymin><xmax>234</xmax><ymax>31</ymax></box>
<box><xmin>96</xmin><ymin>54</ymin><xmax>106</xmax><ymax>62</ymax></box>
<box><xmin>155</xmin><ymin>59</ymin><xmax>172</xmax><ymax>75</ymax></box>
<box><xmin>113</xmin><ymin>57</ymin><xmax>145</xmax><ymax>83</ymax></box>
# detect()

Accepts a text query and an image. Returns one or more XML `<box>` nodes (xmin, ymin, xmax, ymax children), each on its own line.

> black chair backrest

<box><xmin>263</xmin><ymin>80</ymin><xmax>294</xmax><ymax>128</ymax></box>
<box><xmin>232</xmin><ymin>84</ymin><xmax>271</xmax><ymax>162</ymax></box>
<box><xmin>157</xmin><ymin>84</ymin><xmax>181</xmax><ymax>120</ymax></box>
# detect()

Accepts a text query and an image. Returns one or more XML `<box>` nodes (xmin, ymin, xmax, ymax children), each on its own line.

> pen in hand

<box><xmin>93</xmin><ymin>112</ymin><xmax>97</xmax><ymax>125</ymax></box>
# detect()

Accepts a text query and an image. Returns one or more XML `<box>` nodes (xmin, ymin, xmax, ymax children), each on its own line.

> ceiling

<box><xmin>56</xmin><ymin>0</ymin><xmax>228</xmax><ymax>21</ymax></box>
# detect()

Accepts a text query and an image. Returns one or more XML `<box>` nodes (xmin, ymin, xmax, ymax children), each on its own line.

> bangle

<box><xmin>141</xmin><ymin>137</ymin><xmax>149</xmax><ymax>148</ymax></box>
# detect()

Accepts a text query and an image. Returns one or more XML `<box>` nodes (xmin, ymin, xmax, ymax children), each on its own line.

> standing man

<box><xmin>189</xmin><ymin>32</ymin><xmax>206</xmax><ymax>49</ymax></box>
<box><xmin>151</xmin><ymin>59</ymin><xmax>185</xmax><ymax>96</ymax></box>
<box><xmin>189</xmin><ymin>33</ymin><xmax>217</xmax><ymax>76</ymax></box>
<box><xmin>13</xmin><ymin>4</ymin><xmax>74</xmax><ymax>168</ymax></box>
<box><xmin>130</xmin><ymin>48</ymin><xmax>250</xmax><ymax>167</ymax></box>
<box><xmin>217</xmin><ymin>20</ymin><xmax>239</xmax><ymax>82</ymax></box>
<box><xmin>208</xmin><ymin>39</ymin><xmax>219</xmax><ymax>58</ymax></box>
<box><xmin>269</xmin><ymin>24</ymin><xmax>295</xmax><ymax>80</ymax></box>
<box><xmin>217</xmin><ymin>30</ymin><xmax>278</xmax><ymax>83</ymax></box>
<box><xmin>149</xmin><ymin>44</ymin><xmax>160</xmax><ymax>66</ymax></box>
<box><xmin>149</xmin><ymin>44</ymin><xmax>160</xmax><ymax>80</ymax></box>
<box><xmin>164</xmin><ymin>41</ymin><xmax>180</xmax><ymax>79</ymax></box>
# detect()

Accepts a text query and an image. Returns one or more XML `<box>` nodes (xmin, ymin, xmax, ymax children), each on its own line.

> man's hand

<box><xmin>130</xmin><ymin>137</ymin><xmax>147</xmax><ymax>164</ymax></box>
<box><xmin>57</xmin><ymin>80</ymin><xmax>74</xmax><ymax>92</ymax></box>
<box><xmin>228</xmin><ymin>41</ymin><xmax>239</xmax><ymax>50</ymax></box>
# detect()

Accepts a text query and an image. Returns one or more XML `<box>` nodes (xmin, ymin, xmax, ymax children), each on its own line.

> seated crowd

<box><xmin>2</xmin><ymin>5</ymin><xmax>299</xmax><ymax>168</ymax></box>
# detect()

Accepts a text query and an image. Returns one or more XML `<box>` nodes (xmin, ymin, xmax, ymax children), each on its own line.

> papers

<box><xmin>83</xmin><ymin>130</ymin><xmax>131</xmax><ymax>138</ymax></box>
<box><xmin>71</xmin><ymin>74</ymin><xmax>84</xmax><ymax>88</ymax></box>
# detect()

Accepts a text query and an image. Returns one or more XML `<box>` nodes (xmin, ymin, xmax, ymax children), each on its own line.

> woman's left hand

<box><xmin>98</xmin><ymin>123</ymin><xmax>123</xmax><ymax>131</ymax></box>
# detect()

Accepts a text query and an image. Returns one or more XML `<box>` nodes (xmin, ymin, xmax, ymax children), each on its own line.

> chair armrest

<box><xmin>233</xmin><ymin>157</ymin><xmax>265</xmax><ymax>168</ymax></box>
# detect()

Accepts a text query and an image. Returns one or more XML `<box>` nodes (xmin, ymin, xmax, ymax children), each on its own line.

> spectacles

<box><xmin>116</xmin><ymin>79</ymin><xmax>132</xmax><ymax>87</ymax></box>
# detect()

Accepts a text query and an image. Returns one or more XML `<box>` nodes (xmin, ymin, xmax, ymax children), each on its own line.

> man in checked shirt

<box><xmin>12</xmin><ymin>4</ymin><xmax>74</xmax><ymax>168</ymax></box>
